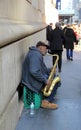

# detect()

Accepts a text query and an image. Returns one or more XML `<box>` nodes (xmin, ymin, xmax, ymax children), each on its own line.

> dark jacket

<box><xmin>21</xmin><ymin>46</ymin><xmax>49</xmax><ymax>93</ymax></box>
<box><xmin>46</xmin><ymin>25</ymin><xmax>53</xmax><ymax>42</ymax></box>
<box><xmin>50</xmin><ymin>27</ymin><xmax>65</xmax><ymax>51</ymax></box>
<box><xmin>64</xmin><ymin>28</ymin><xmax>77</xmax><ymax>49</ymax></box>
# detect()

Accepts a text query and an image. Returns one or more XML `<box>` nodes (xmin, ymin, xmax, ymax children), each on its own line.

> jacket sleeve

<box><xmin>29</xmin><ymin>53</ymin><xmax>48</xmax><ymax>84</ymax></box>
<box><xmin>73</xmin><ymin>30</ymin><xmax>77</xmax><ymax>42</ymax></box>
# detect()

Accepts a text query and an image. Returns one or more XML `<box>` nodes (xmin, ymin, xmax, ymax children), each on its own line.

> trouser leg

<box><xmin>44</xmin><ymin>83</ymin><xmax>59</xmax><ymax>102</ymax></box>
<box><xmin>66</xmin><ymin>49</ymin><xmax>70</xmax><ymax>59</ymax></box>
<box><xmin>57</xmin><ymin>51</ymin><xmax>62</xmax><ymax>71</ymax></box>
<box><xmin>52</xmin><ymin>50</ymin><xmax>62</xmax><ymax>71</ymax></box>
<box><xmin>70</xmin><ymin>49</ymin><xmax>73</xmax><ymax>58</ymax></box>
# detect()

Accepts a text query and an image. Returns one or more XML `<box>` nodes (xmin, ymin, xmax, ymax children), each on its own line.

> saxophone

<box><xmin>43</xmin><ymin>54</ymin><xmax>61</xmax><ymax>97</ymax></box>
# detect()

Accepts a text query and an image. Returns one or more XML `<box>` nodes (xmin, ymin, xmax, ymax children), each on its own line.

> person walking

<box><xmin>46</xmin><ymin>22</ymin><xmax>53</xmax><ymax>53</ymax></box>
<box><xmin>21</xmin><ymin>41</ymin><xmax>58</xmax><ymax>109</ymax></box>
<box><xmin>50</xmin><ymin>22</ymin><xmax>65</xmax><ymax>72</ymax></box>
<box><xmin>64</xmin><ymin>25</ymin><xmax>77</xmax><ymax>61</ymax></box>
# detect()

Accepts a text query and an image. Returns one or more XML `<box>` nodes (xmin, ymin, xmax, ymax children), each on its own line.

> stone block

<box><xmin>0</xmin><ymin>92</ymin><xmax>23</xmax><ymax>130</ymax></box>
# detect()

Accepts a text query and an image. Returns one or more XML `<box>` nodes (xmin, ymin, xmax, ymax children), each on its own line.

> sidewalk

<box><xmin>15</xmin><ymin>48</ymin><xmax>81</xmax><ymax>130</ymax></box>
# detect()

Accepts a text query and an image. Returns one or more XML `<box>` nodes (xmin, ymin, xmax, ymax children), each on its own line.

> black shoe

<box><xmin>70</xmin><ymin>57</ymin><xmax>73</xmax><ymax>61</ymax></box>
<box><xmin>58</xmin><ymin>69</ymin><xmax>61</xmax><ymax>73</ymax></box>
<box><xmin>67</xmin><ymin>58</ymin><xmax>70</xmax><ymax>60</ymax></box>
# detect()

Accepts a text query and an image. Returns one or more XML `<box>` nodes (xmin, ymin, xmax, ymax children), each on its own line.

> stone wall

<box><xmin>0</xmin><ymin>29</ymin><xmax>46</xmax><ymax>130</ymax></box>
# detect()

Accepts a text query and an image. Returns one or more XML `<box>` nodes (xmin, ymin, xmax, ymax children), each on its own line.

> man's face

<box><xmin>38</xmin><ymin>46</ymin><xmax>48</xmax><ymax>56</ymax></box>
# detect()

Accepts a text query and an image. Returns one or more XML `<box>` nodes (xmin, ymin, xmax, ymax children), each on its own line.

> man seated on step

<box><xmin>21</xmin><ymin>41</ymin><xmax>58</xmax><ymax>109</ymax></box>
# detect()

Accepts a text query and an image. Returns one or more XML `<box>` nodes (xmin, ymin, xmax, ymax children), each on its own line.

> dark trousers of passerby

<box><xmin>51</xmin><ymin>50</ymin><xmax>62</xmax><ymax>72</ymax></box>
<box><xmin>47</xmin><ymin>41</ymin><xmax>52</xmax><ymax>54</ymax></box>
<box><xmin>66</xmin><ymin>49</ymin><xmax>73</xmax><ymax>60</ymax></box>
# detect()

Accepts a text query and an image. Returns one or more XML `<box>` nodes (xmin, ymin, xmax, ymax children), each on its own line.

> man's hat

<box><xmin>36</xmin><ymin>41</ymin><xmax>49</xmax><ymax>49</ymax></box>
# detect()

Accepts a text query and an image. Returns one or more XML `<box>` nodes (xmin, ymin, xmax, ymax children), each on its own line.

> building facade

<box><xmin>56</xmin><ymin>0</ymin><xmax>81</xmax><ymax>24</ymax></box>
<box><xmin>0</xmin><ymin>1</ymin><xmax>58</xmax><ymax>130</ymax></box>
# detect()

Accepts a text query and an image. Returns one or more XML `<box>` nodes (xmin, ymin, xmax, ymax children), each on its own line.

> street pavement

<box><xmin>15</xmin><ymin>46</ymin><xmax>81</xmax><ymax>130</ymax></box>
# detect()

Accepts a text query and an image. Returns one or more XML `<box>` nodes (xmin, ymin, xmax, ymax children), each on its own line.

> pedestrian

<box><xmin>50</xmin><ymin>22</ymin><xmax>65</xmax><ymax>72</ymax></box>
<box><xmin>64</xmin><ymin>25</ymin><xmax>77</xmax><ymax>61</ymax></box>
<box><xmin>21</xmin><ymin>41</ymin><xmax>58</xmax><ymax>109</ymax></box>
<box><xmin>46</xmin><ymin>22</ymin><xmax>53</xmax><ymax>53</ymax></box>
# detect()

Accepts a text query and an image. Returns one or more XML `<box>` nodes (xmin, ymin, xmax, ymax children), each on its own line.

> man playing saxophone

<box><xmin>21</xmin><ymin>41</ymin><xmax>59</xmax><ymax>109</ymax></box>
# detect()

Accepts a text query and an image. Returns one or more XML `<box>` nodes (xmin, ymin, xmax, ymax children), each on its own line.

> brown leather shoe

<box><xmin>41</xmin><ymin>100</ymin><xmax>58</xmax><ymax>109</ymax></box>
